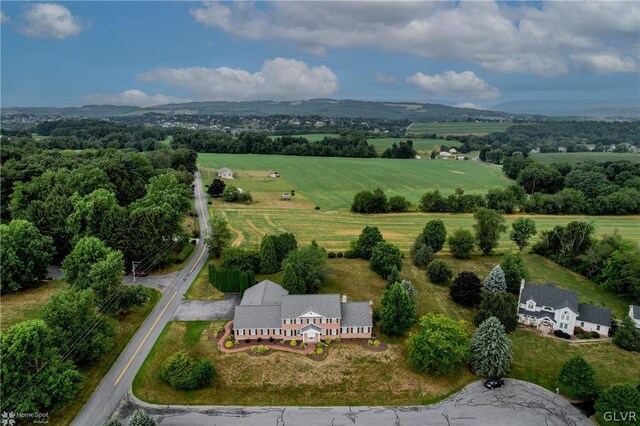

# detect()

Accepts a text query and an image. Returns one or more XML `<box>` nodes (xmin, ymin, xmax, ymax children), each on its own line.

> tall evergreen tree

<box><xmin>128</xmin><ymin>410</ymin><xmax>156</xmax><ymax>426</ymax></box>
<box><xmin>469</xmin><ymin>317</ymin><xmax>512</xmax><ymax>378</ymax></box>
<box><xmin>355</xmin><ymin>226</ymin><xmax>384</xmax><ymax>259</ymax></box>
<box><xmin>483</xmin><ymin>265</ymin><xmax>507</xmax><ymax>293</ymax></box>
<box><xmin>500</xmin><ymin>253</ymin><xmax>528</xmax><ymax>294</ymax></box>
<box><xmin>386</xmin><ymin>265</ymin><xmax>400</xmax><ymax>287</ymax></box>
<box><xmin>259</xmin><ymin>235</ymin><xmax>280</xmax><ymax>274</ymax></box>
<box><xmin>380</xmin><ymin>283</ymin><xmax>416</xmax><ymax>335</ymax></box>
<box><xmin>412</xmin><ymin>243</ymin><xmax>434</xmax><ymax>268</ymax></box>
<box><xmin>475</xmin><ymin>291</ymin><xmax>518</xmax><ymax>332</ymax></box>
<box><xmin>281</xmin><ymin>262</ymin><xmax>305</xmax><ymax>294</ymax></box>
<box><xmin>422</xmin><ymin>220</ymin><xmax>447</xmax><ymax>253</ymax></box>
<box><xmin>612</xmin><ymin>316</ymin><xmax>640</xmax><ymax>352</ymax></box>
<box><xmin>557</xmin><ymin>355</ymin><xmax>598</xmax><ymax>399</ymax></box>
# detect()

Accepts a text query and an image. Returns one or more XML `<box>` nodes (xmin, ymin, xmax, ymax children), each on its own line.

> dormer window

<box><xmin>542</xmin><ymin>306</ymin><xmax>554</xmax><ymax>312</ymax></box>
<box><xmin>526</xmin><ymin>301</ymin><xmax>535</xmax><ymax>310</ymax></box>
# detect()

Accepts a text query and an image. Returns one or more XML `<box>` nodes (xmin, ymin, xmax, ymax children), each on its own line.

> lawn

<box><xmin>133</xmin><ymin>320</ymin><xmax>474</xmax><ymax>406</ymax></box>
<box><xmin>530</xmin><ymin>152</ymin><xmax>640</xmax><ymax>164</ymax></box>
<box><xmin>199</xmin><ymin>153</ymin><xmax>510</xmax><ymax>211</ymax></box>
<box><xmin>133</xmin><ymin>255</ymin><xmax>638</xmax><ymax>407</ymax></box>
<box><xmin>185</xmin><ymin>260</ymin><xmax>225</xmax><ymax>301</ymax></box>
<box><xmin>366</xmin><ymin>138</ymin><xmax>460</xmax><ymax>155</ymax></box>
<box><xmin>410</xmin><ymin>122</ymin><xmax>516</xmax><ymax>136</ymax></box>
<box><xmin>0</xmin><ymin>280</ymin><xmax>68</xmax><ymax>331</ymax></box>
<box><xmin>268</xmin><ymin>133</ymin><xmax>337</xmax><ymax>142</ymax></box>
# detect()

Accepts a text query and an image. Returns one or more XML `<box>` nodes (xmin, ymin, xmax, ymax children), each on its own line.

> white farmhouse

<box><xmin>518</xmin><ymin>281</ymin><xmax>611</xmax><ymax>336</ymax></box>
<box><xmin>630</xmin><ymin>306</ymin><xmax>640</xmax><ymax>328</ymax></box>
<box><xmin>218</xmin><ymin>167</ymin><xmax>234</xmax><ymax>179</ymax></box>
<box><xmin>449</xmin><ymin>148</ymin><xmax>457</xmax><ymax>154</ymax></box>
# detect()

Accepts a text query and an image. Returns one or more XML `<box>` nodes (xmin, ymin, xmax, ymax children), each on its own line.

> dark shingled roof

<box><xmin>520</xmin><ymin>283</ymin><xmax>579</xmax><ymax>314</ymax></box>
<box><xmin>341</xmin><ymin>302</ymin><xmax>373</xmax><ymax>327</ymax></box>
<box><xmin>233</xmin><ymin>305</ymin><xmax>282</xmax><ymax>329</ymax></box>
<box><xmin>280</xmin><ymin>294</ymin><xmax>342</xmax><ymax>319</ymax></box>
<box><xmin>578</xmin><ymin>304</ymin><xmax>611</xmax><ymax>328</ymax></box>
<box><xmin>240</xmin><ymin>280</ymin><xmax>289</xmax><ymax>306</ymax></box>
<box><xmin>518</xmin><ymin>308</ymin><xmax>556</xmax><ymax>321</ymax></box>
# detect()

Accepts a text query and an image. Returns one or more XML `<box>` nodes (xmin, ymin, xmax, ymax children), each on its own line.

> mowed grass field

<box><xmin>133</xmin><ymin>255</ymin><xmax>638</xmax><ymax>406</ymax></box>
<box><xmin>366</xmin><ymin>138</ymin><xmax>461</xmax><ymax>155</ymax></box>
<box><xmin>199</xmin><ymin>153</ymin><xmax>509</xmax><ymax>211</ymax></box>
<box><xmin>530</xmin><ymin>152</ymin><xmax>640</xmax><ymax>164</ymax></box>
<box><xmin>410</xmin><ymin>122</ymin><xmax>516</xmax><ymax>135</ymax></box>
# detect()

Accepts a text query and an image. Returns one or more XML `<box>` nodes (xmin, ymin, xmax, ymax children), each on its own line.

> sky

<box><xmin>1</xmin><ymin>1</ymin><xmax>639</xmax><ymax>108</ymax></box>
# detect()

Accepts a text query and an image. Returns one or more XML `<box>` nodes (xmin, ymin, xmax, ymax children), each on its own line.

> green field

<box><xmin>530</xmin><ymin>152</ymin><xmax>640</xmax><ymax>164</ymax></box>
<box><xmin>366</xmin><ymin>138</ymin><xmax>460</xmax><ymax>155</ymax></box>
<box><xmin>268</xmin><ymin>133</ymin><xmax>337</xmax><ymax>142</ymax></box>
<box><xmin>199</xmin><ymin>153</ymin><xmax>509</xmax><ymax>211</ymax></box>
<box><xmin>411</xmin><ymin>122</ymin><xmax>516</xmax><ymax>135</ymax></box>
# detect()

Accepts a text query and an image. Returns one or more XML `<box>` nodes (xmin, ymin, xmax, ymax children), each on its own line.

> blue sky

<box><xmin>1</xmin><ymin>1</ymin><xmax>638</xmax><ymax>108</ymax></box>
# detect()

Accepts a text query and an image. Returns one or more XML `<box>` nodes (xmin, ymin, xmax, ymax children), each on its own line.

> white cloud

<box><xmin>375</xmin><ymin>73</ymin><xmax>395</xmax><ymax>84</ymax></box>
<box><xmin>570</xmin><ymin>53</ymin><xmax>637</xmax><ymax>73</ymax></box>
<box><xmin>138</xmin><ymin>57</ymin><xmax>338</xmax><ymax>101</ymax></box>
<box><xmin>407</xmin><ymin>71</ymin><xmax>500</xmax><ymax>100</ymax></box>
<box><xmin>455</xmin><ymin>102</ymin><xmax>482</xmax><ymax>110</ymax></box>
<box><xmin>190</xmin><ymin>1</ymin><xmax>640</xmax><ymax>76</ymax></box>
<box><xmin>1</xmin><ymin>12</ymin><xmax>9</xmax><ymax>24</ymax></box>
<box><xmin>82</xmin><ymin>90</ymin><xmax>191</xmax><ymax>107</ymax></box>
<box><xmin>20</xmin><ymin>3</ymin><xmax>87</xmax><ymax>39</ymax></box>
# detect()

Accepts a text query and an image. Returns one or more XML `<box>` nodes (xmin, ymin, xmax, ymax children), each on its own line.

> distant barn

<box><xmin>281</xmin><ymin>194</ymin><xmax>292</xmax><ymax>201</ymax></box>
<box><xmin>218</xmin><ymin>167</ymin><xmax>234</xmax><ymax>179</ymax></box>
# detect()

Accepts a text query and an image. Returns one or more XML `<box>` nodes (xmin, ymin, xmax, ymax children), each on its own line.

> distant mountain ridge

<box><xmin>494</xmin><ymin>99</ymin><xmax>639</xmax><ymax>119</ymax></box>
<box><xmin>3</xmin><ymin>99</ymin><xmax>529</xmax><ymax>121</ymax></box>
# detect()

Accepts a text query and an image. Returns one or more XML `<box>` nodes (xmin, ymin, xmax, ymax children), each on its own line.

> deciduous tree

<box><xmin>510</xmin><ymin>218</ymin><xmax>537</xmax><ymax>251</ymax></box>
<box><xmin>475</xmin><ymin>291</ymin><xmax>518</xmax><ymax>333</ymax></box>
<box><xmin>557</xmin><ymin>355</ymin><xmax>598</xmax><ymax>399</ymax></box>
<box><xmin>422</xmin><ymin>220</ymin><xmax>447</xmax><ymax>253</ymax></box>
<box><xmin>448</xmin><ymin>229</ymin><xmax>475</xmax><ymax>258</ymax></box>
<box><xmin>473</xmin><ymin>208</ymin><xmax>507</xmax><ymax>255</ymax></box>
<box><xmin>500</xmin><ymin>253</ymin><xmax>527</xmax><ymax>294</ymax></box>
<box><xmin>380</xmin><ymin>283</ymin><xmax>415</xmax><ymax>335</ymax></box>
<box><xmin>595</xmin><ymin>385</ymin><xmax>640</xmax><ymax>426</ymax></box>
<box><xmin>369</xmin><ymin>242</ymin><xmax>403</xmax><ymax>278</ymax></box>
<box><xmin>205</xmin><ymin>215</ymin><xmax>232</xmax><ymax>258</ymax></box>
<box><xmin>450</xmin><ymin>271</ymin><xmax>483</xmax><ymax>307</ymax></box>
<box><xmin>354</xmin><ymin>226</ymin><xmax>384</xmax><ymax>259</ymax></box>
<box><xmin>427</xmin><ymin>259</ymin><xmax>453</xmax><ymax>284</ymax></box>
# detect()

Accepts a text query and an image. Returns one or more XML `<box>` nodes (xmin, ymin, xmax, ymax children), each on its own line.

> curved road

<box><xmin>71</xmin><ymin>171</ymin><xmax>212</xmax><ymax>426</ymax></box>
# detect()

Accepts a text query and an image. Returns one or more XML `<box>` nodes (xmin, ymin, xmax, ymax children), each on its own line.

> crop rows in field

<box><xmin>410</xmin><ymin>122</ymin><xmax>516</xmax><ymax>135</ymax></box>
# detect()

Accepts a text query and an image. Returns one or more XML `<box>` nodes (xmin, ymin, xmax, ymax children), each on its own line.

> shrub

<box><xmin>257</xmin><ymin>337</ymin><xmax>262</xmax><ymax>342</ymax></box>
<box><xmin>290</xmin><ymin>340</ymin><xmax>297</xmax><ymax>347</ymax></box>
<box><xmin>574</xmin><ymin>326</ymin><xmax>584</xmax><ymax>335</ymax></box>
<box><xmin>343</xmin><ymin>250</ymin><xmax>357</xmax><ymax>259</ymax></box>
<box><xmin>316</xmin><ymin>348</ymin><xmax>324</xmax><ymax>355</ymax></box>
<box><xmin>160</xmin><ymin>352</ymin><xmax>215</xmax><ymax>390</ymax></box>
<box><xmin>309</xmin><ymin>350</ymin><xmax>317</xmax><ymax>356</ymax></box>
<box><xmin>595</xmin><ymin>385</ymin><xmax>640</xmax><ymax>426</ymax></box>
<box><xmin>447</xmin><ymin>229</ymin><xmax>475</xmax><ymax>258</ymax></box>
<box><xmin>328</xmin><ymin>252</ymin><xmax>336</xmax><ymax>259</ymax></box>
<box><xmin>427</xmin><ymin>260</ymin><xmax>453</xmax><ymax>284</ymax></box>
<box><xmin>590</xmin><ymin>331</ymin><xmax>600</xmax><ymax>338</ymax></box>
<box><xmin>450</xmin><ymin>271</ymin><xmax>482</xmax><ymax>307</ymax></box>
<box><xmin>613</xmin><ymin>316</ymin><xmax>640</xmax><ymax>352</ymax></box>
<box><xmin>269</xmin><ymin>337</ymin><xmax>274</xmax><ymax>343</ymax></box>
<box><xmin>212</xmin><ymin>323</ymin><xmax>224</xmax><ymax>338</ymax></box>
<box><xmin>337</xmin><ymin>252</ymin><xmax>343</xmax><ymax>258</ymax></box>
<box><xmin>227</xmin><ymin>334</ymin><xmax>233</xmax><ymax>341</ymax></box>
<box><xmin>251</xmin><ymin>345</ymin><xmax>269</xmax><ymax>355</ymax></box>
<box><xmin>325</xmin><ymin>338</ymin><xmax>331</xmax><ymax>344</ymax></box>
<box><xmin>557</xmin><ymin>355</ymin><xmax>598</xmax><ymax>399</ymax></box>
<box><xmin>412</xmin><ymin>244</ymin><xmax>434</xmax><ymax>268</ymax></box>
<box><xmin>225</xmin><ymin>341</ymin><xmax>233</xmax><ymax>348</ymax></box>
<box><xmin>174</xmin><ymin>243</ymin><xmax>195</xmax><ymax>263</ymax></box>
<box><xmin>374</xmin><ymin>340</ymin><xmax>380</xmax><ymax>346</ymax></box>
<box><xmin>315</xmin><ymin>206</ymin><xmax>320</xmax><ymax>210</ymax></box>
<box><xmin>234</xmin><ymin>339</ymin><xmax>239</xmax><ymax>344</ymax></box>
<box><xmin>369</xmin><ymin>242</ymin><xmax>403</xmax><ymax>278</ymax></box>
<box><xmin>368</xmin><ymin>339</ymin><xmax>373</xmax><ymax>345</ymax></box>
<box><xmin>244</xmin><ymin>339</ymin><xmax>250</xmax><ymax>344</ymax></box>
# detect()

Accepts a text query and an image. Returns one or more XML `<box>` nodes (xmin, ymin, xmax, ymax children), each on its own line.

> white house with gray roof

<box><xmin>518</xmin><ymin>281</ymin><xmax>611</xmax><ymax>336</ymax></box>
<box><xmin>218</xmin><ymin>167</ymin><xmax>234</xmax><ymax>179</ymax></box>
<box><xmin>233</xmin><ymin>280</ymin><xmax>373</xmax><ymax>343</ymax></box>
<box><xmin>630</xmin><ymin>305</ymin><xmax>640</xmax><ymax>328</ymax></box>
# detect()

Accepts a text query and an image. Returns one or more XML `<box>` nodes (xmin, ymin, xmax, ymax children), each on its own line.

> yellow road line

<box><xmin>189</xmin><ymin>248</ymin><xmax>207</xmax><ymax>275</ymax></box>
<box><xmin>114</xmin><ymin>291</ymin><xmax>178</xmax><ymax>385</ymax></box>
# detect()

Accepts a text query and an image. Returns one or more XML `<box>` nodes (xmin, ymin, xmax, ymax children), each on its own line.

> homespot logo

<box><xmin>1</xmin><ymin>411</ymin><xmax>49</xmax><ymax>424</ymax></box>
<box><xmin>603</xmin><ymin>411</ymin><xmax>637</xmax><ymax>423</ymax></box>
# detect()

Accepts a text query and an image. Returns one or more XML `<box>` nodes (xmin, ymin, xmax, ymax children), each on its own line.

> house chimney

<box><xmin>341</xmin><ymin>294</ymin><xmax>347</xmax><ymax>303</ymax></box>
<box><xmin>369</xmin><ymin>300</ymin><xmax>373</xmax><ymax>315</ymax></box>
<box><xmin>518</xmin><ymin>279</ymin><xmax>526</xmax><ymax>305</ymax></box>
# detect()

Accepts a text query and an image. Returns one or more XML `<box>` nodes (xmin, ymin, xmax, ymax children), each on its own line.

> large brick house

<box><xmin>517</xmin><ymin>281</ymin><xmax>612</xmax><ymax>336</ymax></box>
<box><xmin>233</xmin><ymin>280</ymin><xmax>373</xmax><ymax>343</ymax></box>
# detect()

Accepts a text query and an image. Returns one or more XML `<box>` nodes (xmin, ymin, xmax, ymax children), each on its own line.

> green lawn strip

<box><xmin>509</xmin><ymin>330</ymin><xmax>640</xmax><ymax>391</ymax></box>
<box><xmin>411</xmin><ymin>122</ymin><xmax>517</xmax><ymax>135</ymax></box>
<box><xmin>0</xmin><ymin>280</ymin><xmax>68</xmax><ymax>331</ymax></box>
<box><xmin>53</xmin><ymin>289</ymin><xmax>161</xmax><ymax>426</ymax></box>
<box><xmin>185</xmin><ymin>260</ymin><xmax>225</xmax><ymax>301</ymax></box>
<box><xmin>366</xmin><ymin>138</ymin><xmax>460</xmax><ymax>155</ymax></box>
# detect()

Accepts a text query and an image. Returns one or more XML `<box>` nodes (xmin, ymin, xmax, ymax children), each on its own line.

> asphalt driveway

<box><xmin>117</xmin><ymin>379</ymin><xmax>592</xmax><ymax>425</ymax></box>
<box><xmin>171</xmin><ymin>294</ymin><xmax>240</xmax><ymax>321</ymax></box>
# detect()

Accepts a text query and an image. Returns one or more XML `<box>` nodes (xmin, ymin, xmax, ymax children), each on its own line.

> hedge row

<box><xmin>208</xmin><ymin>264</ymin><xmax>255</xmax><ymax>294</ymax></box>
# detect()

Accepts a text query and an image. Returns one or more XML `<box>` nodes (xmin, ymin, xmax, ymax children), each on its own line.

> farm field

<box><xmin>0</xmin><ymin>280</ymin><xmax>68</xmax><ymax>331</ymax></box>
<box><xmin>268</xmin><ymin>133</ymin><xmax>337</xmax><ymax>142</ymax></box>
<box><xmin>410</xmin><ymin>122</ymin><xmax>516</xmax><ymax>136</ymax></box>
<box><xmin>366</xmin><ymin>138</ymin><xmax>460</xmax><ymax>155</ymax></box>
<box><xmin>133</xmin><ymin>255</ymin><xmax>638</xmax><ymax>406</ymax></box>
<box><xmin>198</xmin><ymin>153</ymin><xmax>509</xmax><ymax>211</ymax></box>
<box><xmin>530</xmin><ymin>152</ymin><xmax>640</xmax><ymax>164</ymax></box>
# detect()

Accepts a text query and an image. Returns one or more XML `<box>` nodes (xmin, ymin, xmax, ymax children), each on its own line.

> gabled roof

<box><xmin>631</xmin><ymin>305</ymin><xmax>640</xmax><ymax>320</ymax></box>
<box><xmin>219</xmin><ymin>167</ymin><xmax>232</xmax><ymax>173</ymax></box>
<box><xmin>233</xmin><ymin>305</ymin><xmax>281</xmax><ymax>329</ymax></box>
<box><xmin>301</xmin><ymin>323</ymin><xmax>322</xmax><ymax>333</ymax></box>
<box><xmin>520</xmin><ymin>283</ymin><xmax>579</xmax><ymax>314</ymax></box>
<box><xmin>578</xmin><ymin>304</ymin><xmax>611</xmax><ymax>327</ymax></box>
<box><xmin>341</xmin><ymin>302</ymin><xmax>373</xmax><ymax>327</ymax></box>
<box><xmin>281</xmin><ymin>294</ymin><xmax>341</xmax><ymax>319</ymax></box>
<box><xmin>240</xmin><ymin>280</ymin><xmax>289</xmax><ymax>306</ymax></box>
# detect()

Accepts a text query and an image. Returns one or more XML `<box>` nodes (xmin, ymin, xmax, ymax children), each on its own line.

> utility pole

<box><xmin>132</xmin><ymin>261</ymin><xmax>142</xmax><ymax>282</ymax></box>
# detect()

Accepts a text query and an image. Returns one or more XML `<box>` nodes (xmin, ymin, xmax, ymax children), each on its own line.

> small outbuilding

<box><xmin>449</xmin><ymin>148</ymin><xmax>458</xmax><ymax>154</ymax></box>
<box><xmin>281</xmin><ymin>194</ymin><xmax>292</xmax><ymax>201</ymax></box>
<box><xmin>269</xmin><ymin>171</ymin><xmax>280</xmax><ymax>178</ymax></box>
<box><xmin>218</xmin><ymin>167</ymin><xmax>234</xmax><ymax>179</ymax></box>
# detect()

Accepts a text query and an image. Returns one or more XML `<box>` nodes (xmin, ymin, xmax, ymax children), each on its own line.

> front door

<box><xmin>304</xmin><ymin>332</ymin><xmax>318</xmax><ymax>343</ymax></box>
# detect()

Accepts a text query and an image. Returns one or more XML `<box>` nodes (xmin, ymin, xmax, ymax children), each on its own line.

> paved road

<box><xmin>115</xmin><ymin>379</ymin><xmax>592</xmax><ymax>426</ymax></box>
<box><xmin>171</xmin><ymin>295</ymin><xmax>240</xmax><ymax>321</ymax></box>
<box><xmin>71</xmin><ymin>171</ymin><xmax>212</xmax><ymax>426</ymax></box>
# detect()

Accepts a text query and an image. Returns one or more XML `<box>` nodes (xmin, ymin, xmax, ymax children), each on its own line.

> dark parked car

<box><xmin>484</xmin><ymin>378</ymin><xmax>505</xmax><ymax>389</ymax></box>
